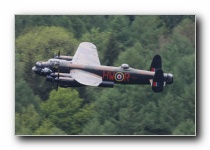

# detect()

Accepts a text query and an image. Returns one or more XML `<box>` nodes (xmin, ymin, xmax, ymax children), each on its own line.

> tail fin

<box><xmin>152</xmin><ymin>69</ymin><xmax>164</xmax><ymax>92</ymax></box>
<box><xmin>150</xmin><ymin>55</ymin><xmax>164</xmax><ymax>92</ymax></box>
<box><xmin>150</xmin><ymin>55</ymin><xmax>162</xmax><ymax>72</ymax></box>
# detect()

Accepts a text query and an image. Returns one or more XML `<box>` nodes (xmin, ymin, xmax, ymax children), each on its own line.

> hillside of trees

<box><xmin>15</xmin><ymin>15</ymin><xmax>195</xmax><ymax>135</ymax></box>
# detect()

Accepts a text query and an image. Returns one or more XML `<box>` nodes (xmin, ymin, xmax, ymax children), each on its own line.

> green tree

<box><xmin>114</xmin><ymin>42</ymin><xmax>150</xmax><ymax>69</ymax></box>
<box><xmin>15</xmin><ymin>79</ymin><xmax>41</xmax><ymax>113</ymax></box>
<box><xmin>103</xmin><ymin>33</ymin><xmax>121</xmax><ymax>66</ymax></box>
<box><xmin>81</xmin><ymin>117</ymin><xmax>103</xmax><ymax>135</ymax></box>
<box><xmin>102</xmin><ymin>16</ymin><xmax>133</xmax><ymax>66</ymax></box>
<box><xmin>173</xmin><ymin>18</ymin><xmax>195</xmax><ymax>46</ymax></box>
<box><xmin>108</xmin><ymin>16</ymin><xmax>133</xmax><ymax>47</ymax></box>
<box><xmin>172</xmin><ymin>119</ymin><xmax>195</xmax><ymax>135</ymax></box>
<box><xmin>34</xmin><ymin>119</ymin><xmax>67</xmax><ymax>135</ymax></box>
<box><xmin>80</xmin><ymin>28</ymin><xmax>111</xmax><ymax>64</ymax></box>
<box><xmin>41</xmin><ymin>88</ymin><xmax>94</xmax><ymax>135</ymax></box>
<box><xmin>159</xmin><ymin>15</ymin><xmax>195</xmax><ymax>33</ymax></box>
<box><xmin>131</xmin><ymin>15</ymin><xmax>165</xmax><ymax>50</ymax></box>
<box><xmin>16</xmin><ymin>26</ymin><xmax>78</xmax><ymax>99</ymax></box>
<box><xmin>77</xmin><ymin>15</ymin><xmax>108</xmax><ymax>32</ymax></box>
<box><xmin>15</xmin><ymin>105</ymin><xmax>41</xmax><ymax>135</ymax></box>
<box><xmin>68</xmin><ymin>16</ymin><xmax>86</xmax><ymax>38</ymax></box>
<box><xmin>15</xmin><ymin>15</ymin><xmax>75</xmax><ymax>37</ymax></box>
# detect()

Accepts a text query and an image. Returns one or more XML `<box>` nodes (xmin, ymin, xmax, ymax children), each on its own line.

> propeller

<box><xmin>54</xmin><ymin>50</ymin><xmax>61</xmax><ymax>59</ymax></box>
<box><xmin>55</xmin><ymin>67</ymin><xmax>60</xmax><ymax>91</ymax></box>
<box><xmin>50</xmin><ymin>67</ymin><xmax>60</xmax><ymax>91</ymax></box>
<box><xmin>55</xmin><ymin>82</ymin><xmax>59</xmax><ymax>91</ymax></box>
<box><xmin>58</xmin><ymin>49</ymin><xmax>60</xmax><ymax>58</ymax></box>
<box><xmin>51</xmin><ymin>77</ymin><xmax>55</xmax><ymax>89</ymax></box>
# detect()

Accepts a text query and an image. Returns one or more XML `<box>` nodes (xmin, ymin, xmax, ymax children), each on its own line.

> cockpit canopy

<box><xmin>48</xmin><ymin>59</ymin><xmax>57</xmax><ymax>63</ymax></box>
<box><xmin>121</xmin><ymin>63</ymin><xmax>129</xmax><ymax>69</ymax></box>
<box><xmin>48</xmin><ymin>58</ymin><xmax>69</xmax><ymax>66</ymax></box>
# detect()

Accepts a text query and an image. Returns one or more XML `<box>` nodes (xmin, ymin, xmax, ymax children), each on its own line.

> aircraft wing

<box><xmin>72</xmin><ymin>42</ymin><xmax>101</xmax><ymax>66</ymax></box>
<box><xmin>70</xmin><ymin>69</ymin><xmax>102</xmax><ymax>86</ymax></box>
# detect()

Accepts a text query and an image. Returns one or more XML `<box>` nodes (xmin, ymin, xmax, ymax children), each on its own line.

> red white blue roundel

<box><xmin>115</xmin><ymin>72</ymin><xmax>124</xmax><ymax>82</ymax></box>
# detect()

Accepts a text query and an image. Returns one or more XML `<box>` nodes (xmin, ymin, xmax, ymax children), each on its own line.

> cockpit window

<box><xmin>48</xmin><ymin>59</ymin><xmax>64</xmax><ymax>66</ymax></box>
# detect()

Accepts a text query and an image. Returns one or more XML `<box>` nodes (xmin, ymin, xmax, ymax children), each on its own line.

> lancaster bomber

<box><xmin>32</xmin><ymin>42</ymin><xmax>173</xmax><ymax>92</ymax></box>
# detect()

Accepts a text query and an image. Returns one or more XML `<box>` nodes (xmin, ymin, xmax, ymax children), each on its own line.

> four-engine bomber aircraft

<box><xmin>32</xmin><ymin>42</ymin><xmax>173</xmax><ymax>92</ymax></box>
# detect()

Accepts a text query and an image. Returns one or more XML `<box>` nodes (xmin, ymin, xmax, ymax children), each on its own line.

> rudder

<box><xmin>152</xmin><ymin>68</ymin><xmax>164</xmax><ymax>93</ymax></box>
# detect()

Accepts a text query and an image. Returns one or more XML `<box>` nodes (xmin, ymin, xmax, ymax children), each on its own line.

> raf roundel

<box><xmin>115</xmin><ymin>72</ymin><xmax>124</xmax><ymax>82</ymax></box>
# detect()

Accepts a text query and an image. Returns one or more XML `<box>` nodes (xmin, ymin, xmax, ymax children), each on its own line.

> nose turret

<box><xmin>32</xmin><ymin>66</ymin><xmax>36</xmax><ymax>71</ymax></box>
<box><xmin>32</xmin><ymin>60</ymin><xmax>52</xmax><ymax>76</ymax></box>
<box><xmin>32</xmin><ymin>66</ymin><xmax>41</xmax><ymax>74</ymax></box>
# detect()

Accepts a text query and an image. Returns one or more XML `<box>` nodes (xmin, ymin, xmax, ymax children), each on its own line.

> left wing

<box><xmin>70</xmin><ymin>69</ymin><xmax>102</xmax><ymax>86</ymax></box>
<box><xmin>72</xmin><ymin>42</ymin><xmax>100</xmax><ymax>66</ymax></box>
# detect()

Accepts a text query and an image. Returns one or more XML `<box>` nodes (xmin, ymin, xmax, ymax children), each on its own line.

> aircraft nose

<box><xmin>32</xmin><ymin>66</ymin><xmax>36</xmax><ymax>71</ymax></box>
<box><xmin>36</xmin><ymin>62</ymin><xmax>42</xmax><ymax>66</ymax></box>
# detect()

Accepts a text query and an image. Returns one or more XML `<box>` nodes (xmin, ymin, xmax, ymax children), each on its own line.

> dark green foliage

<box><xmin>15</xmin><ymin>79</ymin><xmax>41</xmax><ymax>113</ymax></box>
<box><xmin>131</xmin><ymin>16</ymin><xmax>166</xmax><ymax>51</ymax></box>
<box><xmin>159</xmin><ymin>15</ymin><xmax>195</xmax><ymax>33</ymax></box>
<box><xmin>103</xmin><ymin>33</ymin><xmax>121</xmax><ymax>66</ymax></box>
<box><xmin>34</xmin><ymin>119</ymin><xmax>67</xmax><ymax>135</ymax></box>
<box><xmin>172</xmin><ymin>119</ymin><xmax>195</xmax><ymax>135</ymax></box>
<box><xmin>16</xmin><ymin>105</ymin><xmax>41</xmax><ymax>135</ymax></box>
<box><xmin>16</xmin><ymin>26</ymin><xmax>78</xmax><ymax>100</ymax></box>
<box><xmin>15</xmin><ymin>15</ymin><xmax>195</xmax><ymax>135</ymax></box>
<box><xmin>41</xmin><ymin>88</ymin><xmax>94</xmax><ymax>135</ymax></box>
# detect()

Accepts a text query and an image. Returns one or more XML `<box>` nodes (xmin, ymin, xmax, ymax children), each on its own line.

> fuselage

<box><xmin>61</xmin><ymin>63</ymin><xmax>155</xmax><ymax>85</ymax></box>
<box><xmin>32</xmin><ymin>59</ymin><xmax>173</xmax><ymax>85</ymax></box>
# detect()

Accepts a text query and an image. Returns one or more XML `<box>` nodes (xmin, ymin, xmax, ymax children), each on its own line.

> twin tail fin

<box><xmin>150</xmin><ymin>55</ymin><xmax>164</xmax><ymax>93</ymax></box>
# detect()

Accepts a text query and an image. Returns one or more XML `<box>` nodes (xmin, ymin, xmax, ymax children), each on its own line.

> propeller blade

<box><xmin>55</xmin><ymin>67</ymin><xmax>60</xmax><ymax>91</ymax></box>
<box><xmin>56</xmin><ymin>82</ymin><xmax>59</xmax><ymax>91</ymax></box>
<box><xmin>58</xmin><ymin>50</ymin><xmax>60</xmax><ymax>58</ymax></box>
<box><xmin>58</xmin><ymin>67</ymin><xmax>60</xmax><ymax>79</ymax></box>
<box><xmin>52</xmin><ymin>78</ymin><xmax>55</xmax><ymax>89</ymax></box>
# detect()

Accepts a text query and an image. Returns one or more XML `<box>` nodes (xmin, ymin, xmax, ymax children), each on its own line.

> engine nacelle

<box><xmin>59</xmin><ymin>80</ymin><xmax>84</xmax><ymax>87</ymax></box>
<box><xmin>46</xmin><ymin>76</ymin><xmax>114</xmax><ymax>88</ymax></box>
<box><xmin>46</xmin><ymin>76</ymin><xmax>54</xmax><ymax>82</ymax></box>
<box><xmin>46</xmin><ymin>76</ymin><xmax>84</xmax><ymax>87</ymax></box>
<box><xmin>98</xmin><ymin>81</ymin><xmax>114</xmax><ymax>88</ymax></box>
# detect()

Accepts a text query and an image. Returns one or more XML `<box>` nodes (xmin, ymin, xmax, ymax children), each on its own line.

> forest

<box><xmin>15</xmin><ymin>15</ymin><xmax>195</xmax><ymax>135</ymax></box>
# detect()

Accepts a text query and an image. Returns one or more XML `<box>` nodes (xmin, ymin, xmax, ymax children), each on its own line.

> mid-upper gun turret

<box><xmin>121</xmin><ymin>63</ymin><xmax>129</xmax><ymax>70</ymax></box>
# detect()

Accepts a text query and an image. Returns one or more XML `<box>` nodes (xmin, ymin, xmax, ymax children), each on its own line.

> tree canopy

<box><xmin>15</xmin><ymin>15</ymin><xmax>195</xmax><ymax>135</ymax></box>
